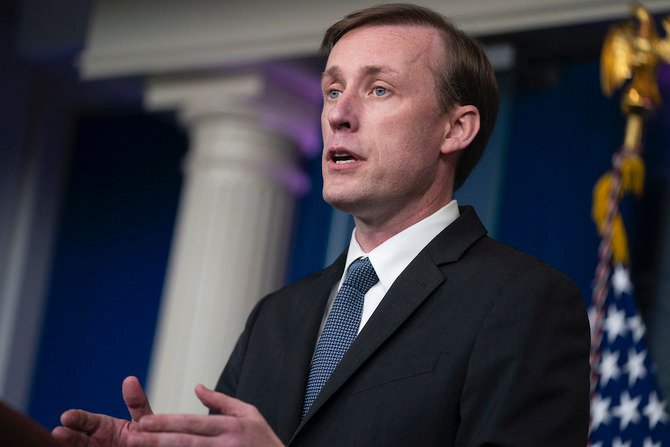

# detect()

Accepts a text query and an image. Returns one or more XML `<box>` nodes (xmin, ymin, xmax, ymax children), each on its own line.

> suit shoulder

<box><xmin>466</xmin><ymin>236</ymin><xmax>576</xmax><ymax>285</ymax></box>
<box><xmin>453</xmin><ymin>236</ymin><xmax>586</xmax><ymax>315</ymax></box>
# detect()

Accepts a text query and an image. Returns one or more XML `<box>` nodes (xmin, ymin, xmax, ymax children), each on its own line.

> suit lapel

<box><xmin>274</xmin><ymin>252</ymin><xmax>346</xmax><ymax>441</ymax></box>
<box><xmin>290</xmin><ymin>206</ymin><xmax>487</xmax><ymax>442</ymax></box>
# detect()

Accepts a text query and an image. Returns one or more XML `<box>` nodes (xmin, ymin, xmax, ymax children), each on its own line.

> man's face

<box><xmin>321</xmin><ymin>24</ymin><xmax>455</xmax><ymax>225</ymax></box>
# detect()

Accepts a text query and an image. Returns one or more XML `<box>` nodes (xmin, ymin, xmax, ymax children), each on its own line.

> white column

<box><xmin>145</xmin><ymin>73</ymin><xmax>312</xmax><ymax>413</ymax></box>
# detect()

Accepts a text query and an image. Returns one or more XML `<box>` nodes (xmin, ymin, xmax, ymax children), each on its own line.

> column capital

<box><xmin>146</xmin><ymin>73</ymin><xmax>263</xmax><ymax>119</ymax></box>
<box><xmin>145</xmin><ymin>66</ymin><xmax>322</xmax><ymax>157</ymax></box>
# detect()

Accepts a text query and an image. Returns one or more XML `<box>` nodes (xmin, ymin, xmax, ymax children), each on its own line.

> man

<box><xmin>53</xmin><ymin>4</ymin><xmax>590</xmax><ymax>446</ymax></box>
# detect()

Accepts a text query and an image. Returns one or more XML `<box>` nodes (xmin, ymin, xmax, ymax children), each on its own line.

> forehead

<box><xmin>325</xmin><ymin>24</ymin><xmax>444</xmax><ymax>73</ymax></box>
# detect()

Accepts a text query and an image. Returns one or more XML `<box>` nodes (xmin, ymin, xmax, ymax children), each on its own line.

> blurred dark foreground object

<box><xmin>0</xmin><ymin>401</ymin><xmax>65</xmax><ymax>447</ymax></box>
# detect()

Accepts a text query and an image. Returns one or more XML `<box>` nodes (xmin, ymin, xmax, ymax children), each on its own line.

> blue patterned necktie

<box><xmin>302</xmin><ymin>257</ymin><xmax>379</xmax><ymax>418</ymax></box>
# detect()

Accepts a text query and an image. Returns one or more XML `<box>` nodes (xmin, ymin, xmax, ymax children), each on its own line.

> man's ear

<box><xmin>441</xmin><ymin>105</ymin><xmax>480</xmax><ymax>155</ymax></box>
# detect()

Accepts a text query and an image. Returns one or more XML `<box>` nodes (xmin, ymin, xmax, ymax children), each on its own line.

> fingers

<box><xmin>131</xmin><ymin>392</ymin><xmax>283</xmax><ymax>447</ymax></box>
<box><xmin>59</xmin><ymin>409</ymin><xmax>103</xmax><ymax>433</ymax></box>
<box><xmin>139</xmin><ymin>414</ymin><xmax>237</xmax><ymax>435</ymax></box>
<box><xmin>129</xmin><ymin>415</ymin><xmax>238</xmax><ymax>447</ymax></box>
<box><xmin>123</xmin><ymin>376</ymin><xmax>153</xmax><ymax>422</ymax></box>
<box><xmin>194</xmin><ymin>384</ymin><xmax>250</xmax><ymax>418</ymax></box>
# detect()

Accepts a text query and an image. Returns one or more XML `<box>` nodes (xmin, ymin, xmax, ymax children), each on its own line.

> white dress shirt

<box><xmin>322</xmin><ymin>200</ymin><xmax>460</xmax><ymax>335</ymax></box>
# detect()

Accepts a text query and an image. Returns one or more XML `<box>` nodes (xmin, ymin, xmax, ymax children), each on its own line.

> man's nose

<box><xmin>327</xmin><ymin>92</ymin><xmax>359</xmax><ymax>132</ymax></box>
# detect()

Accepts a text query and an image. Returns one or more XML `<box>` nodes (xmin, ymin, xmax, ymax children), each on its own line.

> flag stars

<box><xmin>599</xmin><ymin>351</ymin><xmax>621</xmax><ymax>386</ymax></box>
<box><xmin>604</xmin><ymin>305</ymin><xmax>628</xmax><ymax>342</ymax></box>
<box><xmin>612</xmin><ymin>264</ymin><xmax>633</xmax><ymax>297</ymax></box>
<box><xmin>590</xmin><ymin>257</ymin><xmax>670</xmax><ymax>444</ymax></box>
<box><xmin>612</xmin><ymin>391</ymin><xmax>642</xmax><ymax>430</ymax></box>
<box><xmin>591</xmin><ymin>394</ymin><xmax>612</xmax><ymax>431</ymax></box>
<box><xmin>624</xmin><ymin>349</ymin><xmax>647</xmax><ymax>386</ymax></box>
<box><xmin>643</xmin><ymin>392</ymin><xmax>669</xmax><ymax>429</ymax></box>
<box><xmin>627</xmin><ymin>315</ymin><xmax>646</xmax><ymax>343</ymax></box>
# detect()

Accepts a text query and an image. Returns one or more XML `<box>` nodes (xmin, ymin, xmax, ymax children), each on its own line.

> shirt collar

<box><xmin>343</xmin><ymin>200</ymin><xmax>460</xmax><ymax>292</ymax></box>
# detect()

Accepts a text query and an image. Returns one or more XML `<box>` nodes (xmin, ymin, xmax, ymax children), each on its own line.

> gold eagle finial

<box><xmin>601</xmin><ymin>4</ymin><xmax>670</xmax><ymax>111</ymax></box>
<box><xmin>594</xmin><ymin>4</ymin><xmax>669</xmax><ymax>266</ymax></box>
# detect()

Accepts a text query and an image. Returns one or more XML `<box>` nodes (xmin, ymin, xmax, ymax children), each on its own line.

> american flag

<box><xmin>588</xmin><ymin>264</ymin><xmax>670</xmax><ymax>446</ymax></box>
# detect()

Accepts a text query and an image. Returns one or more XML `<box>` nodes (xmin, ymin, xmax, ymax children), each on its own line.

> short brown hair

<box><xmin>321</xmin><ymin>3</ymin><xmax>499</xmax><ymax>191</ymax></box>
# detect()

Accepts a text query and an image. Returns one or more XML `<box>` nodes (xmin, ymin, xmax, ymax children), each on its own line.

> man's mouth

<box><xmin>332</xmin><ymin>152</ymin><xmax>357</xmax><ymax>164</ymax></box>
<box><xmin>329</xmin><ymin>149</ymin><xmax>361</xmax><ymax>164</ymax></box>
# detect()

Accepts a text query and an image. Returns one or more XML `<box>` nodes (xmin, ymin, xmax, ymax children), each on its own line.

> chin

<box><xmin>325</xmin><ymin>197</ymin><xmax>386</xmax><ymax>224</ymax></box>
<box><xmin>322</xmin><ymin>190</ymin><xmax>365</xmax><ymax>215</ymax></box>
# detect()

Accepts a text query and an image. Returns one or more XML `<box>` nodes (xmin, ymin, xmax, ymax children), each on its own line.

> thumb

<box><xmin>122</xmin><ymin>376</ymin><xmax>153</xmax><ymax>422</ymax></box>
<box><xmin>195</xmin><ymin>384</ymin><xmax>249</xmax><ymax>417</ymax></box>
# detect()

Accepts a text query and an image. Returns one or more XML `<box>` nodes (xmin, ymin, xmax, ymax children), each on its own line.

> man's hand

<box><xmin>52</xmin><ymin>376</ymin><xmax>153</xmax><ymax>447</ymax></box>
<box><xmin>127</xmin><ymin>384</ymin><xmax>284</xmax><ymax>447</ymax></box>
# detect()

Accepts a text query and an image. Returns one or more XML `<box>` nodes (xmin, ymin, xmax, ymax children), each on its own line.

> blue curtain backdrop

<box><xmin>28</xmin><ymin>59</ymin><xmax>670</xmax><ymax>428</ymax></box>
<box><xmin>497</xmin><ymin>62</ymin><xmax>625</xmax><ymax>295</ymax></box>
<box><xmin>29</xmin><ymin>112</ymin><xmax>187</xmax><ymax>426</ymax></box>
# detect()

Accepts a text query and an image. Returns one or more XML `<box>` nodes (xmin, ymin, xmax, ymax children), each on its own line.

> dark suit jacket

<box><xmin>215</xmin><ymin>206</ymin><xmax>590</xmax><ymax>446</ymax></box>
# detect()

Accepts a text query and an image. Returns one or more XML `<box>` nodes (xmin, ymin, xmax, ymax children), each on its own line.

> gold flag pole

<box><xmin>590</xmin><ymin>3</ymin><xmax>670</xmax><ymax>397</ymax></box>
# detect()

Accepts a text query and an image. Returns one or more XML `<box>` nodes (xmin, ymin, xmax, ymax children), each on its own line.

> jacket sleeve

<box><xmin>455</xmin><ymin>264</ymin><xmax>591</xmax><ymax>446</ymax></box>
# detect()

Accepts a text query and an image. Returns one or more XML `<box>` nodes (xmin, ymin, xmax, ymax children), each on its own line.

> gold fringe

<box><xmin>591</xmin><ymin>154</ymin><xmax>645</xmax><ymax>265</ymax></box>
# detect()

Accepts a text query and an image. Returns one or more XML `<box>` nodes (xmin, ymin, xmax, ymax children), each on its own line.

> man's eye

<box><xmin>327</xmin><ymin>90</ymin><xmax>341</xmax><ymax>99</ymax></box>
<box><xmin>373</xmin><ymin>87</ymin><xmax>388</xmax><ymax>96</ymax></box>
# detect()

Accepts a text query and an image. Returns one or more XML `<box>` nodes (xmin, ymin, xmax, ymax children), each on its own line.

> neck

<box><xmin>353</xmin><ymin>196</ymin><xmax>453</xmax><ymax>252</ymax></box>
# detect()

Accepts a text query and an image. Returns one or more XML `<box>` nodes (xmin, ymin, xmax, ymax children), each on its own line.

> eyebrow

<box><xmin>321</xmin><ymin>65</ymin><xmax>399</xmax><ymax>83</ymax></box>
<box><xmin>321</xmin><ymin>66</ymin><xmax>342</xmax><ymax>83</ymax></box>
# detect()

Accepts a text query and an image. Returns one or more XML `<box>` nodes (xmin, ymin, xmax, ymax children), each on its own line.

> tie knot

<box><xmin>343</xmin><ymin>257</ymin><xmax>378</xmax><ymax>294</ymax></box>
